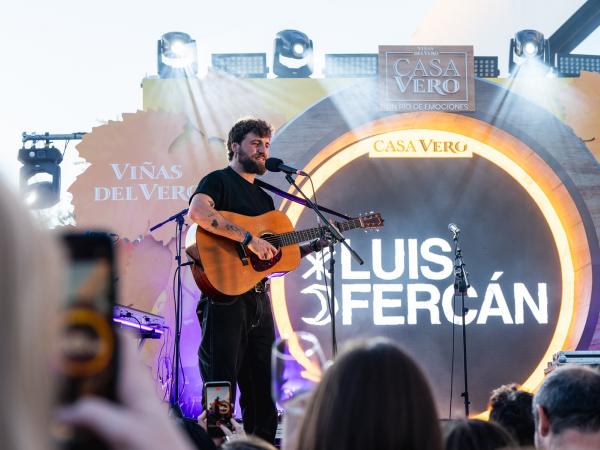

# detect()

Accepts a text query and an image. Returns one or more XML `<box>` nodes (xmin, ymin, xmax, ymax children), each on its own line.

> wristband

<box><xmin>242</xmin><ymin>231</ymin><xmax>253</xmax><ymax>246</ymax></box>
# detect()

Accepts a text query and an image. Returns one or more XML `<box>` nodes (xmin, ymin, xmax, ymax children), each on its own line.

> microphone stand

<box><xmin>284</xmin><ymin>174</ymin><xmax>364</xmax><ymax>358</ymax></box>
<box><xmin>150</xmin><ymin>207</ymin><xmax>189</xmax><ymax>417</ymax></box>
<box><xmin>452</xmin><ymin>229</ymin><xmax>471</xmax><ymax>417</ymax></box>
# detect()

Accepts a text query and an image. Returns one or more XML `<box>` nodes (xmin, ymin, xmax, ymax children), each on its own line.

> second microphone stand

<box><xmin>284</xmin><ymin>174</ymin><xmax>363</xmax><ymax>358</ymax></box>
<box><xmin>150</xmin><ymin>208</ymin><xmax>189</xmax><ymax>417</ymax></box>
<box><xmin>452</xmin><ymin>229</ymin><xmax>471</xmax><ymax>417</ymax></box>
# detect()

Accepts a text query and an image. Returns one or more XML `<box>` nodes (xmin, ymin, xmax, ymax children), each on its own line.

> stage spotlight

<box><xmin>211</xmin><ymin>53</ymin><xmax>268</xmax><ymax>78</ymax></box>
<box><xmin>324</xmin><ymin>54</ymin><xmax>378</xmax><ymax>78</ymax></box>
<box><xmin>509</xmin><ymin>29</ymin><xmax>550</xmax><ymax>74</ymax></box>
<box><xmin>515</xmin><ymin>30</ymin><xmax>545</xmax><ymax>58</ymax></box>
<box><xmin>474</xmin><ymin>56</ymin><xmax>500</xmax><ymax>78</ymax></box>
<box><xmin>557</xmin><ymin>53</ymin><xmax>600</xmax><ymax>77</ymax></box>
<box><xmin>273</xmin><ymin>29</ymin><xmax>313</xmax><ymax>78</ymax></box>
<box><xmin>18</xmin><ymin>144</ymin><xmax>63</xmax><ymax>209</ymax></box>
<box><xmin>157</xmin><ymin>31</ymin><xmax>198</xmax><ymax>78</ymax></box>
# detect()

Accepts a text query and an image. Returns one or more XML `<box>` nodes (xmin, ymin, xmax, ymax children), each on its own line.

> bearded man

<box><xmin>188</xmin><ymin>118</ymin><xmax>321</xmax><ymax>443</ymax></box>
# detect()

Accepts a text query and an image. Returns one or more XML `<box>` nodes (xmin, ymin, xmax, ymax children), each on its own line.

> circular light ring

<box><xmin>271</xmin><ymin>111</ymin><xmax>591</xmax><ymax>403</ymax></box>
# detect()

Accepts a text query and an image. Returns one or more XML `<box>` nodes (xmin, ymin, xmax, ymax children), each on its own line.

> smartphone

<box><xmin>54</xmin><ymin>231</ymin><xmax>119</xmax><ymax>450</ymax></box>
<box><xmin>204</xmin><ymin>381</ymin><xmax>233</xmax><ymax>437</ymax></box>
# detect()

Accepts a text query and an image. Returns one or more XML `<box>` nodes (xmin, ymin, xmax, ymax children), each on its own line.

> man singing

<box><xmin>188</xmin><ymin>118</ymin><xmax>322</xmax><ymax>443</ymax></box>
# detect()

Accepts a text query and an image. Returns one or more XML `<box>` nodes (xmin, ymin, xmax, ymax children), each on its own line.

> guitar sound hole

<box><xmin>249</xmin><ymin>233</ymin><xmax>281</xmax><ymax>272</ymax></box>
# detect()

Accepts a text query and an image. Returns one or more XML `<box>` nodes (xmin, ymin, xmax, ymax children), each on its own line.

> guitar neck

<box><xmin>275</xmin><ymin>218</ymin><xmax>363</xmax><ymax>246</ymax></box>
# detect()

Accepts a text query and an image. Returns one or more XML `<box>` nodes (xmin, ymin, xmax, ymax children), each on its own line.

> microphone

<box><xmin>448</xmin><ymin>223</ymin><xmax>460</xmax><ymax>235</ymax></box>
<box><xmin>265</xmin><ymin>157</ymin><xmax>308</xmax><ymax>176</ymax></box>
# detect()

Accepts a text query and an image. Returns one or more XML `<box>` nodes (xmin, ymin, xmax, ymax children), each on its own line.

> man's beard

<box><xmin>239</xmin><ymin>152</ymin><xmax>266</xmax><ymax>175</ymax></box>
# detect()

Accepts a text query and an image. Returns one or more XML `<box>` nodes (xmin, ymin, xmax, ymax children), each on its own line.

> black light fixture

<box><xmin>18</xmin><ymin>143</ymin><xmax>63</xmax><ymax>209</ymax></box>
<box><xmin>324</xmin><ymin>54</ymin><xmax>378</xmax><ymax>78</ymax></box>
<box><xmin>157</xmin><ymin>31</ymin><xmax>198</xmax><ymax>78</ymax></box>
<box><xmin>211</xmin><ymin>53</ymin><xmax>268</xmax><ymax>78</ymax></box>
<box><xmin>509</xmin><ymin>29</ymin><xmax>550</xmax><ymax>74</ymax></box>
<box><xmin>556</xmin><ymin>53</ymin><xmax>600</xmax><ymax>77</ymax></box>
<box><xmin>515</xmin><ymin>30</ymin><xmax>546</xmax><ymax>58</ymax></box>
<box><xmin>273</xmin><ymin>29</ymin><xmax>313</xmax><ymax>78</ymax></box>
<box><xmin>18</xmin><ymin>132</ymin><xmax>86</xmax><ymax>209</ymax></box>
<box><xmin>474</xmin><ymin>56</ymin><xmax>500</xmax><ymax>78</ymax></box>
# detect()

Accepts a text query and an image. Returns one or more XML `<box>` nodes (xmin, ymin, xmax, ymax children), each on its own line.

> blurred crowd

<box><xmin>1</xmin><ymin>179</ymin><xmax>599</xmax><ymax>450</ymax></box>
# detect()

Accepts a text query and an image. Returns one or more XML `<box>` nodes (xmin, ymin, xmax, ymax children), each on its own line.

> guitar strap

<box><xmin>255</xmin><ymin>179</ymin><xmax>352</xmax><ymax>220</ymax></box>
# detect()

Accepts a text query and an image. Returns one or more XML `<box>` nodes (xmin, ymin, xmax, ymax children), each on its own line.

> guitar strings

<box><xmin>253</xmin><ymin>219</ymin><xmax>365</xmax><ymax>247</ymax></box>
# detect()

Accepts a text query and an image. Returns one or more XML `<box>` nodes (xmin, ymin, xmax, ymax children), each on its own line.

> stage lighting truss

<box><xmin>273</xmin><ymin>29</ymin><xmax>314</xmax><ymax>78</ymax></box>
<box><xmin>324</xmin><ymin>54</ymin><xmax>378</xmax><ymax>78</ymax></box>
<box><xmin>18</xmin><ymin>144</ymin><xmax>63</xmax><ymax>209</ymax></box>
<box><xmin>509</xmin><ymin>29</ymin><xmax>551</xmax><ymax>74</ymax></box>
<box><xmin>211</xmin><ymin>53</ymin><xmax>268</xmax><ymax>78</ymax></box>
<box><xmin>474</xmin><ymin>56</ymin><xmax>500</xmax><ymax>78</ymax></box>
<box><xmin>157</xmin><ymin>31</ymin><xmax>198</xmax><ymax>78</ymax></box>
<box><xmin>556</xmin><ymin>53</ymin><xmax>600</xmax><ymax>77</ymax></box>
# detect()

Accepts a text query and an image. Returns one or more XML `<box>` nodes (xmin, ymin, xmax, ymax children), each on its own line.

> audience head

<box><xmin>532</xmin><ymin>365</ymin><xmax>600</xmax><ymax>450</ymax></box>
<box><xmin>443</xmin><ymin>419</ymin><xmax>516</xmax><ymax>450</ymax></box>
<box><xmin>489</xmin><ymin>383</ymin><xmax>534</xmax><ymax>445</ymax></box>
<box><xmin>296</xmin><ymin>337</ymin><xmax>443</xmax><ymax>450</ymax></box>
<box><xmin>0</xmin><ymin>182</ymin><xmax>64</xmax><ymax>449</ymax></box>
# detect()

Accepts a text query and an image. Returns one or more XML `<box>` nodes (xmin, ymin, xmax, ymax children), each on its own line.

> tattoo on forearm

<box><xmin>211</xmin><ymin>219</ymin><xmax>219</xmax><ymax>228</ymax></box>
<box><xmin>225</xmin><ymin>224</ymin><xmax>242</xmax><ymax>233</ymax></box>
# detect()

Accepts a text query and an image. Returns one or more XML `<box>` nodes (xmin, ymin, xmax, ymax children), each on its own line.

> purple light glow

<box><xmin>113</xmin><ymin>317</ymin><xmax>165</xmax><ymax>334</ymax></box>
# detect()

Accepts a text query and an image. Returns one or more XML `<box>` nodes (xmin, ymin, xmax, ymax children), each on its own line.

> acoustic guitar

<box><xmin>185</xmin><ymin>210</ymin><xmax>383</xmax><ymax>297</ymax></box>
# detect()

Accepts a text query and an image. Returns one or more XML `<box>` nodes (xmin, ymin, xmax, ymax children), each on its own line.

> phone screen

<box><xmin>205</xmin><ymin>382</ymin><xmax>232</xmax><ymax>437</ymax></box>
<box><xmin>54</xmin><ymin>232</ymin><xmax>118</xmax><ymax>449</ymax></box>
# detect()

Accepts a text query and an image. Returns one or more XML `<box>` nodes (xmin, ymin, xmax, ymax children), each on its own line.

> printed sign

<box><xmin>273</xmin><ymin>126</ymin><xmax>572</xmax><ymax>415</ymax></box>
<box><xmin>379</xmin><ymin>45</ymin><xmax>475</xmax><ymax>112</ymax></box>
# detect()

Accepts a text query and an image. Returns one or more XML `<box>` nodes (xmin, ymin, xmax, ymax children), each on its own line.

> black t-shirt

<box><xmin>189</xmin><ymin>167</ymin><xmax>275</xmax><ymax>216</ymax></box>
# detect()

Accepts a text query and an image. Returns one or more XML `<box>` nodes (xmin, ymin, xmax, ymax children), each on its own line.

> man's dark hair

<box><xmin>443</xmin><ymin>419</ymin><xmax>517</xmax><ymax>450</ymax></box>
<box><xmin>488</xmin><ymin>383</ymin><xmax>534</xmax><ymax>446</ymax></box>
<box><xmin>226</xmin><ymin>118</ymin><xmax>272</xmax><ymax>161</ymax></box>
<box><xmin>533</xmin><ymin>365</ymin><xmax>600</xmax><ymax>435</ymax></box>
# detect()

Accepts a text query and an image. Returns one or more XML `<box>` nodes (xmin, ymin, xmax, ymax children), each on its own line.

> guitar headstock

<box><xmin>358</xmin><ymin>212</ymin><xmax>384</xmax><ymax>230</ymax></box>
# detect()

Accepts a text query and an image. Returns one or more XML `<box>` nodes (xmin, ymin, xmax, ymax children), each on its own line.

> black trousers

<box><xmin>197</xmin><ymin>289</ymin><xmax>278</xmax><ymax>443</ymax></box>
